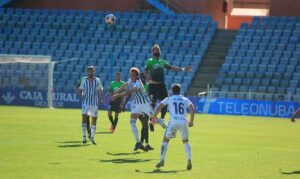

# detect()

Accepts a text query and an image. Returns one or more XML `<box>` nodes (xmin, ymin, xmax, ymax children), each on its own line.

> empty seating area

<box><xmin>214</xmin><ymin>16</ymin><xmax>300</xmax><ymax>101</ymax></box>
<box><xmin>0</xmin><ymin>8</ymin><xmax>217</xmax><ymax>94</ymax></box>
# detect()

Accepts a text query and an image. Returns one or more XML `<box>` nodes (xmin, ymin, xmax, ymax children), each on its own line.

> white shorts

<box><xmin>131</xmin><ymin>103</ymin><xmax>154</xmax><ymax>117</ymax></box>
<box><xmin>164</xmin><ymin>122</ymin><xmax>189</xmax><ymax>140</ymax></box>
<box><xmin>82</xmin><ymin>104</ymin><xmax>98</xmax><ymax>117</ymax></box>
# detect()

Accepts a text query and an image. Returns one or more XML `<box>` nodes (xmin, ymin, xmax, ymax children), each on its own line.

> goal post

<box><xmin>0</xmin><ymin>54</ymin><xmax>54</xmax><ymax>108</ymax></box>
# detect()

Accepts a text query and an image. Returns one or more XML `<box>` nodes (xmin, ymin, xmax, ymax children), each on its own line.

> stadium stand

<box><xmin>0</xmin><ymin>8</ymin><xmax>217</xmax><ymax>94</ymax></box>
<box><xmin>213</xmin><ymin>16</ymin><xmax>300</xmax><ymax>101</ymax></box>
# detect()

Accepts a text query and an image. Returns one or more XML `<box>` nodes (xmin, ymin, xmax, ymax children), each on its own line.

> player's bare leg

<box><xmin>291</xmin><ymin>108</ymin><xmax>300</xmax><ymax>122</ymax></box>
<box><xmin>90</xmin><ymin>117</ymin><xmax>97</xmax><ymax>145</ymax></box>
<box><xmin>81</xmin><ymin>114</ymin><xmax>88</xmax><ymax>144</ymax></box>
<box><xmin>183</xmin><ymin>139</ymin><xmax>192</xmax><ymax>170</ymax></box>
<box><xmin>156</xmin><ymin>137</ymin><xmax>170</xmax><ymax>168</ymax></box>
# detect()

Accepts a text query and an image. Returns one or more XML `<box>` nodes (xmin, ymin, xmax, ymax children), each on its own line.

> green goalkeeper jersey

<box><xmin>145</xmin><ymin>58</ymin><xmax>170</xmax><ymax>83</ymax></box>
<box><xmin>109</xmin><ymin>81</ymin><xmax>125</xmax><ymax>93</ymax></box>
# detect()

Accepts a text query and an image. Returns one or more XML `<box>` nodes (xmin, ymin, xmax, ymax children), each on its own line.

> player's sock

<box><xmin>160</xmin><ymin>141</ymin><xmax>168</xmax><ymax>161</ymax></box>
<box><xmin>184</xmin><ymin>142</ymin><xmax>191</xmax><ymax>161</ymax></box>
<box><xmin>113</xmin><ymin>117</ymin><xmax>119</xmax><ymax>129</ymax></box>
<box><xmin>157</xmin><ymin>118</ymin><xmax>167</xmax><ymax>129</ymax></box>
<box><xmin>140</xmin><ymin>128</ymin><xmax>145</xmax><ymax>144</ymax></box>
<box><xmin>161</xmin><ymin>105</ymin><xmax>167</xmax><ymax>119</ymax></box>
<box><xmin>130</xmin><ymin>119</ymin><xmax>139</xmax><ymax>143</ymax></box>
<box><xmin>86</xmin><ymin>116</ymin><xmax>90</xmax><ymax>131</ymax></box>
<box><xmin>108</xmin><ymin>116</ymin><xmax>114</xmax><ymax>125</ymax></box>
<box><xmin>81</xmin><ymin>122</ymin><xmax>87</xmax><ymax>139</ymax></box>
<box><xmin>90</xmin><ymin>125</ymin><xmax>96</xmax><ymax>139</ymax></box>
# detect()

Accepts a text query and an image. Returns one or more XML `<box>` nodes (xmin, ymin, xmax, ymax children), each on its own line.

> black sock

<box><xmin>144</xmin><ymin>121</ymin><xmax>149</xmax><ymax>144</ymax></box>
<box><xmin>161</xmin><ymin>105</ymin><xmax>167</xmax><ymax>119</ymax></box>
<box><xmin>108</xmin><ymin>116</ymin><xmax>114</xmax><ymax>126</ymax></box>
<box><xmin>141</xmin><ymin>116</ymin><xmax>149</xmax><ymax>144</ymax></box>
<box><xmin>86</xmin><ymin>116</ymin><xmax>90</xmax><ymax>133</ymax></box>
<box><xmin>113</xmin><ymin>117</ymin><xmax>119</xmax><ymax>129</ymax></box>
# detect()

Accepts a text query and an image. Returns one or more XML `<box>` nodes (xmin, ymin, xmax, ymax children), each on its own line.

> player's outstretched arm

<box><xmin>291</xmin><ymin>108</ymin><xmax>300</xmax><ymax>122</ymax></box>
<box><xmin>188</xmin><ymin>104</ymin><xmax>195</xmax><ymax>127</ymax></box>
<box><xmin>114</xmin><ymin>83</ymin><xmax>128</xmax><ymax>95</ymax></box>
<box><xmin>111</xmin><ymin>87</ymin><xmax>137</xmax><ymax>101</ymax></box>
<box><xmin>166</xmin><ymin>65</ymin><xmax>192</xmax><ymax>72</ymax></box>
<box><xmin>153</xmin><ymin>103</ymin><xmax>166</xmax><ymax>118</ymax></box>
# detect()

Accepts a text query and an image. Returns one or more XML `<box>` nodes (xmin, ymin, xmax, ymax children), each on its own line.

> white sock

<box><xmin>91</xmin><ymin>125</ymin><xmax>96</xmax><ymax>139</ymax></box>
<box><xmin>130</xmin><ymin>119</ymin><xmax>139</xmax><ymax>143</ymax></box>
<box><xmin>184</xmin><ymin>142</ymin><xmax>191</xmax><ymax>161</ymax></box>
<box><xmin>160</xmin><ymin>141</ymin><xmax>168</xmax><ymax>161</ymax></box>
<box><xmin>82</xmin><ymin>123</ymin><xmax>87</xmax><ymax>139</ymax></box>
<box><xmin>157</xmin><ymin>118</ymin><xmax>167</xmax><ymax>129</ymax></box>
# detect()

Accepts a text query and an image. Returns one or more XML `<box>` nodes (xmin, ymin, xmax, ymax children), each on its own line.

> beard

<box><xmin>153</xmin><ymin>52</ymin><xmax>160</xmax><ymax>56</ymax></box>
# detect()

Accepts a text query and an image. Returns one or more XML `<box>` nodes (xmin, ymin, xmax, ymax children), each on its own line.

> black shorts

<box><xmin>149</xmin><ymin>83</ymin><xmax>168</xmax><ymax>102</ymax></box>
<box><xmin>109</xmin><ymin>98</ymin><xmax>122</xmax><ymax>113</ymax></box>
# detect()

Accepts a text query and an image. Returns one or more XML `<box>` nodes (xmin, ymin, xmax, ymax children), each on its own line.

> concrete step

<box><xmin>186</xmin><ymin>29</ymin><xmax>237</xmax><ymax>96</ymax></box>
<box><xmin>201</xmin><ymin>60</ymin><xmax>224</xmax><ymax>66</ymax></box>
<box><xmin>198</xmin><ymin>66</ymin><xmax>220</xmax><ymax>73</ymax></box>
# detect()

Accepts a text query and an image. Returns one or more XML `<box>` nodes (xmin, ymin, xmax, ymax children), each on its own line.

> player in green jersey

<box><xmin>145</xmin><ymin>44</ymin><xmax>192</xmax><ymax>130</ymax></box>
<box><xmin>106</xmin><ymin>72</ymin><xmax>125</xmax><ymax>132</ymax></box>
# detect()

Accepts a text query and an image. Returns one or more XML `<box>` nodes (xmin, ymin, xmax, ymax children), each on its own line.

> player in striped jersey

<box><xmin>154</xmin><ymin>84</ymin><xmax>194</xmax><ymax>170</ymax></box>
<box><xmin>79</xmin><ymin>66</ymin><xmax>103</xmax><ymax>145</ymax></box>
<box><xmin>111</xmin><ymin>67</ymin><xmax>154</xmax><ymax>151</ymax></box>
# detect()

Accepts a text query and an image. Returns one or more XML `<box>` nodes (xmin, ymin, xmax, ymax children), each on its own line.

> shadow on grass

<box><xmin>58</xmin><ymin>144</ymin><xmax>91</xmax><ymax>148</ymax></box>
<box><xmin>57</xmin><ymin>141</ymin><xmax>82</xmax><ymax>144</ymax></box>
<box><xmin>106</xmin><ymin>152</ymin><xmax>144</xmax><ymax>156</ymax></box>
<box><xmin>49</xmin><ymin>162</ymin><xmax>62</xmax><ymax>165</ymax></box>
<box><xmin>99</xmin><ymin>158</ymin><xmax>153</xmax><ymax>164</ymax></box>
<box><xmin>281</xmin><ymin>170</ymin><xmax>300</xmax><ymax>175</ymax></box>
<box><xmin>135</xmin><ymin>169</ymin><xmax>187</xmax><ymax>174</ymax></box>
<box><xmin>96</xmin><ymin>131</ymin><xmax>113</xmax><ymax>134</ymax></box>
<box><xmin>57</xmin><ymin>141</ymin><xmax>90</xmax><ymax>148</ymax></box>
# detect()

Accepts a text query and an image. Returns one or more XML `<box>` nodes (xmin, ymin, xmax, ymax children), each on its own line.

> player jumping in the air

<box><xmin>79</xmin><ymin>66</ymin><xmax>103</xmax><ymax>145</ymax></box>
<box><xmin>106</xmin><ymin>72</ymin><xmax>125</xmax><ymax>132</ymax></box>
<box><xmin>145</xmin><ymin>44</ymin><xmax>192</xmax><ymax>131</ymax></box>
<box><xmin>154</xmin><ymin>84</ymin><xmax>195</xmax><ymax>170</ymax></box>
<box><xmin>111</xmin><ymin>67</ymin><xmax>154</xmax><ymax>151</ymax></box>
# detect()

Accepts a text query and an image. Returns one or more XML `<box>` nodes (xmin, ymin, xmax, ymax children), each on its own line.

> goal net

<box><xmin>0</xmin><ymin>54</ymin><xmax>54</xmax><ymax>108</ymax></box>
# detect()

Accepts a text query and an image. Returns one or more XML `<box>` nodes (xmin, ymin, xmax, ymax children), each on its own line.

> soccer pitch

<box><xmin>0</xmin><ymin>106</ymin><xmax>300</xmax><ymax>179</ymax></box>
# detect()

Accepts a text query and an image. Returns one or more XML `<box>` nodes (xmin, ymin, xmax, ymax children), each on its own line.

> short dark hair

<box><xmin>115</xmin><ymin>71</ymin><xmax>121</xmax><ymax>75</ymax></box>
<box><xmin>172</xmin><ymin>84</ymin><xmax>181</xmax><ymax>94</ymax></box>
<box><xmin>87</xmin><ymin>66</ymin><xmax>95</xmax><ymax>72</ymax></box>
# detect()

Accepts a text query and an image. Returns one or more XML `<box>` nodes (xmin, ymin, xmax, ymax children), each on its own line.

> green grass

<box><xmin>0</xmin><ymin>106</ymin><xmax>300</xmax><ymax>179</ymax></box>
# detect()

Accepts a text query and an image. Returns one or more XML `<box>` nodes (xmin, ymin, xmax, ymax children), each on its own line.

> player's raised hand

<box><xmin>188</xmin><ymin>121</ymin><xmax>193</xmax><ymax>127</ymax></box>
<box><xmin>185</xmin><ymin>66</ymin><xmax>192</xmax><ymax>72</ymax></box>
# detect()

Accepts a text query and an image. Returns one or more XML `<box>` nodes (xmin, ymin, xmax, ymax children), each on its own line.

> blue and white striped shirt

<box><xmin>127</xmin><ymin>79</ymin><xmax>151</xmax><ymax>105</ymax></box>
<box><xmin>79</xmin><ymin>77</ymin><xmax>103</xmax><ymax>106</ymax></box>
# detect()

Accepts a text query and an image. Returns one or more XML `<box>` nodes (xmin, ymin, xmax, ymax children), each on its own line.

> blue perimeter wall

<box><xmin>0</xmin><ymin>89</ymin><xmax>299</xmax><ymax>118</ymax></box>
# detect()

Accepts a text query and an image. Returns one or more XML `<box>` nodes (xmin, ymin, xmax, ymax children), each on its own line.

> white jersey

<box><xmin>79</xmin><ymin>77</ymin><xmax>103</xmax><ymax>106</ymax></box>
<box><xmin>161</xmin><ymin>95</ymin><xmax>192</xmax><ymax>123</ymax></box>
<box><xmin>127</xmin><ymin>79</ymin><xmax>151</xmax><ymax>105</ymax></box>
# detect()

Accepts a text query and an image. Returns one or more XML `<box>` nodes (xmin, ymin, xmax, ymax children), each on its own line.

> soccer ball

<box><xmin>105</xmin><ymin>14</ymin><xmax>116</xmax><ymax>26</ymax></box>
